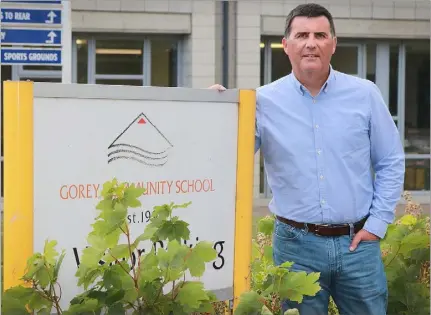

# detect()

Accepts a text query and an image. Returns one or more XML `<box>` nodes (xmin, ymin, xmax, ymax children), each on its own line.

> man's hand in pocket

<box><xmin>349</xmin><ymin>229</ymin><xmax>380</xmax><ymax>251</ymax></box>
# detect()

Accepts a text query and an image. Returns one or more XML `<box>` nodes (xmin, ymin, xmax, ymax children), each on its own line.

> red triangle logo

<box><xmin>138</xmin><ymin>118</ymin><xmax>146</xmax><ymax>124</ymax></box>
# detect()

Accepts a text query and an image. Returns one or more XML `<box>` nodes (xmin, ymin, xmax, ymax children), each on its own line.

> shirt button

<box><xmin>317</xmin><ymin>149</ymin><xmax>322</xmax><ymax>155</ymax></box>
<box><xmin>321</xmin><ymin>199</ymin><xmax>326</xmax><ymax>205</ymax></box>
<box><xmin>320</xmin><ymin>175</ymin><xmax>324</xmax><ymax>180</ymax></box>
<box><xmin>315</xmin><ymin>124</ymin><xmax>319</xmax><ymax>129</ymax></box>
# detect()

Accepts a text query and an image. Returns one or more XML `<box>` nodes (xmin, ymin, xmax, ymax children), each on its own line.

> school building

<box><xmin>1</xmin><ymin>0</ymin><xmax>430</xmax><ymax>208</ymax></box>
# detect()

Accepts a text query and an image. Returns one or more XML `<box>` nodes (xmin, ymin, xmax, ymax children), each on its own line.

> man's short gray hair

<box><xmin>284</xmin><ymin>3</ymin><xmax>336</xmax><ymax>38</ymax></box>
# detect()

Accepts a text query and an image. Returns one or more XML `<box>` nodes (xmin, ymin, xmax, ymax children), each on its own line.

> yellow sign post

<box><xmin>4</xmin><ymin>81</ymin><xmax>34</xmax><ymax>291</ymax></box>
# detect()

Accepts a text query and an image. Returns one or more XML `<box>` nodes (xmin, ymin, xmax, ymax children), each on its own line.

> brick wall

<box><xmin>255</xmin><ymin>0</ymin><xmax>429</xmax><ymax>20</ymax></box>
<box><xmin>72</xmin><ymin>0</ymin><xmax>192</xmax><ymax>13</ymax></box>
<box><xmin>235</xmin><ymin>2</ymin><xmax>261</xmax><ymax>90</ymax></box>
<box><xmin>234</xmin><ymin>2</ymin><xmax>261</xmax><ymax>197</ymax></box>
<box><xmin>182</xmin><ymin>1</ymin><xmax>218</xmax><ymax>88</ymax></box>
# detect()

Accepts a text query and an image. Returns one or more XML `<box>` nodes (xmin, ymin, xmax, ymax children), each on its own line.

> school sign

<box><xmin>3</xmin><ymin>82</ymin><xmax>256</xmax><ymax>310</ymax></box>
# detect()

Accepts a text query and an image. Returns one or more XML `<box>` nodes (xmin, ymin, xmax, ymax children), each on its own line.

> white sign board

<box><xmin>3</xmin><ymin>83</ymin><xmax>256</xmax><ymax>310</ymax></box>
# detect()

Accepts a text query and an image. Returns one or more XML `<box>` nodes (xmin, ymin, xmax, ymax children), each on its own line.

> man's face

<box><xmin>282</xmin><ymin>16</ymin><xmax>336</xmax><ymax>74</ymax></box>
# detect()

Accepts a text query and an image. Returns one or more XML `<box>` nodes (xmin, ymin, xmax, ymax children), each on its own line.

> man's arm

<box><xmin>363</xmin><ymin>82</ymin><xmax>405</xmax><ymax>239</ymax></box>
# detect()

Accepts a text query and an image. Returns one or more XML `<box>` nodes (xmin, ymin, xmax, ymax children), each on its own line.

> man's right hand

<box><xmin>208</xmin><ymin>84</ymin><xmax>226</xmax><ymax>91</ymax></box>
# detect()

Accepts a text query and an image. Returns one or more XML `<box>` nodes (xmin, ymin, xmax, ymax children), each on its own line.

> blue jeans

<box><xmin>273</xmin><ymin>218</ymin><xmax>388</xmax><ymax>315</ymax></box>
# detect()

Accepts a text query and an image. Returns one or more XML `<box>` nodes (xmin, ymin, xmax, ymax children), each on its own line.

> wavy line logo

<box><xmin>107</xmin><ymin>113</ymin><xmax>173</xmax><ymax>167</ymax></box>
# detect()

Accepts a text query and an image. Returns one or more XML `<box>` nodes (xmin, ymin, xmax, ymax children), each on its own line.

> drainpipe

<box><xmin>222</xmin><ymin>1</ymin><xmax>229</xmax><ymax>88</ymax></box>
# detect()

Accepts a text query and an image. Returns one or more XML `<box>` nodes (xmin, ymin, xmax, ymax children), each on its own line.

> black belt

<box><xmin>276</xmin><ymin>215</ymin><xmax>368</xmax><ymax>237</ymax></box>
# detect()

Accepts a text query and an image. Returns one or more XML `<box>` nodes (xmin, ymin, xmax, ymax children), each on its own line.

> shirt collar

<box><xmin>290</xmin><ymin>65</ymin><xmax>336</xmax><ymax>96</ymax></box>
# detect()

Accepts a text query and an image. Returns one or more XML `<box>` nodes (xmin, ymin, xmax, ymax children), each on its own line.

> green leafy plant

<box><xmin>380</xmin><ymin>192</ymin><xmax>430</xmax><ymax>315</ymax></box>
<box><xmin>241</xmin><ymin>191</ymin><xmax>431</xmax><ymax>315</ymax></box>
<box><xmin>234</xmin><ymin>215</ymin><xmax>321</xmax><ymax>315</ymax></box>
<box><xmin>2</xmin><ymin>178</ymin><xmax>219</xmax><ymax>314</ymax></box>
<box><xmin>6</xmin><ymin>178</ymin><xmax>427</xmax><ymax>315</ymax></box>
<box><xmin>1</xmin><ymin>240</ymin><xmax>65</xmax><ymax>315</ymax></box>
<box><xmin>328</xmin><ymin>192</ymin><xmax>431</xmax><ymax>315</ymax></box>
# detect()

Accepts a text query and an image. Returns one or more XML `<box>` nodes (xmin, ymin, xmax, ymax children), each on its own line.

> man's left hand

<box><xmin>349</xmin><ymin>229</ymin><xmax>380</xmax><ymax>251</ymax></box>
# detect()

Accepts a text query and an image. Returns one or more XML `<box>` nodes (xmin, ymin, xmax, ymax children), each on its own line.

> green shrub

<box><xmin>2</xmin><ymin>179</ymin><xmax>218</xmax><ymax>314</ymax></box>
<box><xmin>234</xmin><ymin>216</ymin><xmax>321</xmax><ymax>315</ymax></box>
<box><xmin>1</xmin><ymin>179</ymin><xmax>322</xmax><ymax>315</ymax></box>
<box><xmin>381</xmin><ymin>192</ymin><xmax>430</xmax><ymax>315</ymax></box>
<box><xmin>250</xmin><ymin>192</ymin><xmax>430</xmax><ymax>315</ymax></box>
<box><xmin>3</xmin><ymin>179</ymin><xmax>427</xmax><ymax>315</ymax></box>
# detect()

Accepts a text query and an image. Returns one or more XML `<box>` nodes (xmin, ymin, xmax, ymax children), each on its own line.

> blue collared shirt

<box><xmin>255</xmin><ymin>68</ymin><xmax>405</xmax><ymax>238</ymax></box>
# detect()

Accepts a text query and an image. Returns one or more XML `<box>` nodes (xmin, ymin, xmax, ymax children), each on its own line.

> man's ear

<box><xmin>332</xmin><ymin>36</ymin><xmax>337</xmax><ymax>54</ymax></box>
<box><xmin>282</xmin><ymin>37</ymin><xmax>289</xmax><ymax>56</ymax></box>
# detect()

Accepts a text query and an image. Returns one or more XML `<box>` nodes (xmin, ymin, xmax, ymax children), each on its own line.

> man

<box><xmin>210</xmin><ymin>3</ymin><xmax>405</xmax><ymax>315</ymax></box>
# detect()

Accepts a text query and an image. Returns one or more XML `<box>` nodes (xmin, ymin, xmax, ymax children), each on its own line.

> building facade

<box><xmin>1</xmin><ymin>0</ymin><xmax>430</xmax><ymax>206</ymax></box>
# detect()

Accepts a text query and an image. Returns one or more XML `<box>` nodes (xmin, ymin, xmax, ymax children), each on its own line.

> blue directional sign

<box><xmin>1</xmin><ymin>8</ymin><xmax>61</xmax><ymax>25</ymax></box>
<box><xmin>1</xmin><ymin>28</ymin><xmax>61</xmax><ymax>46</ymax></box>
<box><xmin>0</xmin><ymin>0</ymin><xmax>69</xmax><ymax>74</ymax></box>
<box><xmin>1</xmin><ymin>48</ymin><xmax>61</xmax><ymax>65</ymax></box>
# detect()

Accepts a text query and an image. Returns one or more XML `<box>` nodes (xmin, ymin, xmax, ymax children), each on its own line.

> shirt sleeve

<box><xmin>254</xmin><ymin>93</ymin><xmax>262</xmax><ymax>154</ymax></box>
<box><xmin>363</xmin><ymin>82</ymin><xmax>405</xmax><ymax>239</ymax></box>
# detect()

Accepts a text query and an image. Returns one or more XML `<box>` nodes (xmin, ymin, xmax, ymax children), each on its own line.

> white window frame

<box><xmin>73</xmin><ymin>35</ymin><xmax>183</xmax><ymax>87</ymax></box>
<box><xmin>11</xmin><ymin>35</ymin><xmax>184</xmax><ymax>86</ymax></box>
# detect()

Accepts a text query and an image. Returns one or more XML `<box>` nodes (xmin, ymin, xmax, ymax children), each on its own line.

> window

<box><xmin>15</xmin><ymin>65</ymin><xmax>61</xmax><ymax>82</ymax></box>
<box><xmin>20</xmin><ymin>78</ymin><xmax>61</xmax><ymax>83</ymax></box>
<box><xmin>76</xmin><ymin>39</ymin><xmax>88</xmax><ymax>84</ymax></box>
<box><xmin>260</xmin><ymin>44</ymin><xmax>265</xmax><ymax>86</ymax></box>
<box><xmin>270</xmin><ymin>42</ymin><xmax>292</xmax><ymax>82</ymax></box>
<box><xmin>403</xmin><ymin>40</ymin><xmax>430</xmax><ymax>191</ymax></box>
<box><xmin>74</xmin><ymin>36</ymin><xmax>182</xmax><ymax>87</ymax></box>
<box><xmin>366</xmin><ymin>43</ymin><xmax>376</xmax><ymax>83</ymax></box>
<box><xmin>151</xmin><ymin>39</ymin><xmax>178</xmax><ymax>87</ymax></box>
<box><xmin>96</xmin><ymin>40</ymin><xmax>143</xmax><ymax>76</ymax></box>
<box><xmin>331</xmin><ymin>45</ymin><xmax>359</xmax><ymax>75</ymax></box>
<box><xmin>389</xmin><ymin>45</ymin><xmax>399</xmax><ymax>117</ymax></box>
<box><xmin>95</xmin><ymin>79</ymin><xmax>143</xmax><ymax>86</ymax></box>
<box><xmin>23</xmin><ymin>65</ymin><xmax>61</xmax><ymax>71</ymax></box>
<box><xmin>405</xmin><ymin>159</ymin><xmax>430</xmax><ymax>191</ymax></box>
<box><xmin>404</xmin><ymin>41</ymin><xmax>430</xmax><ymax>155</ymax></box>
